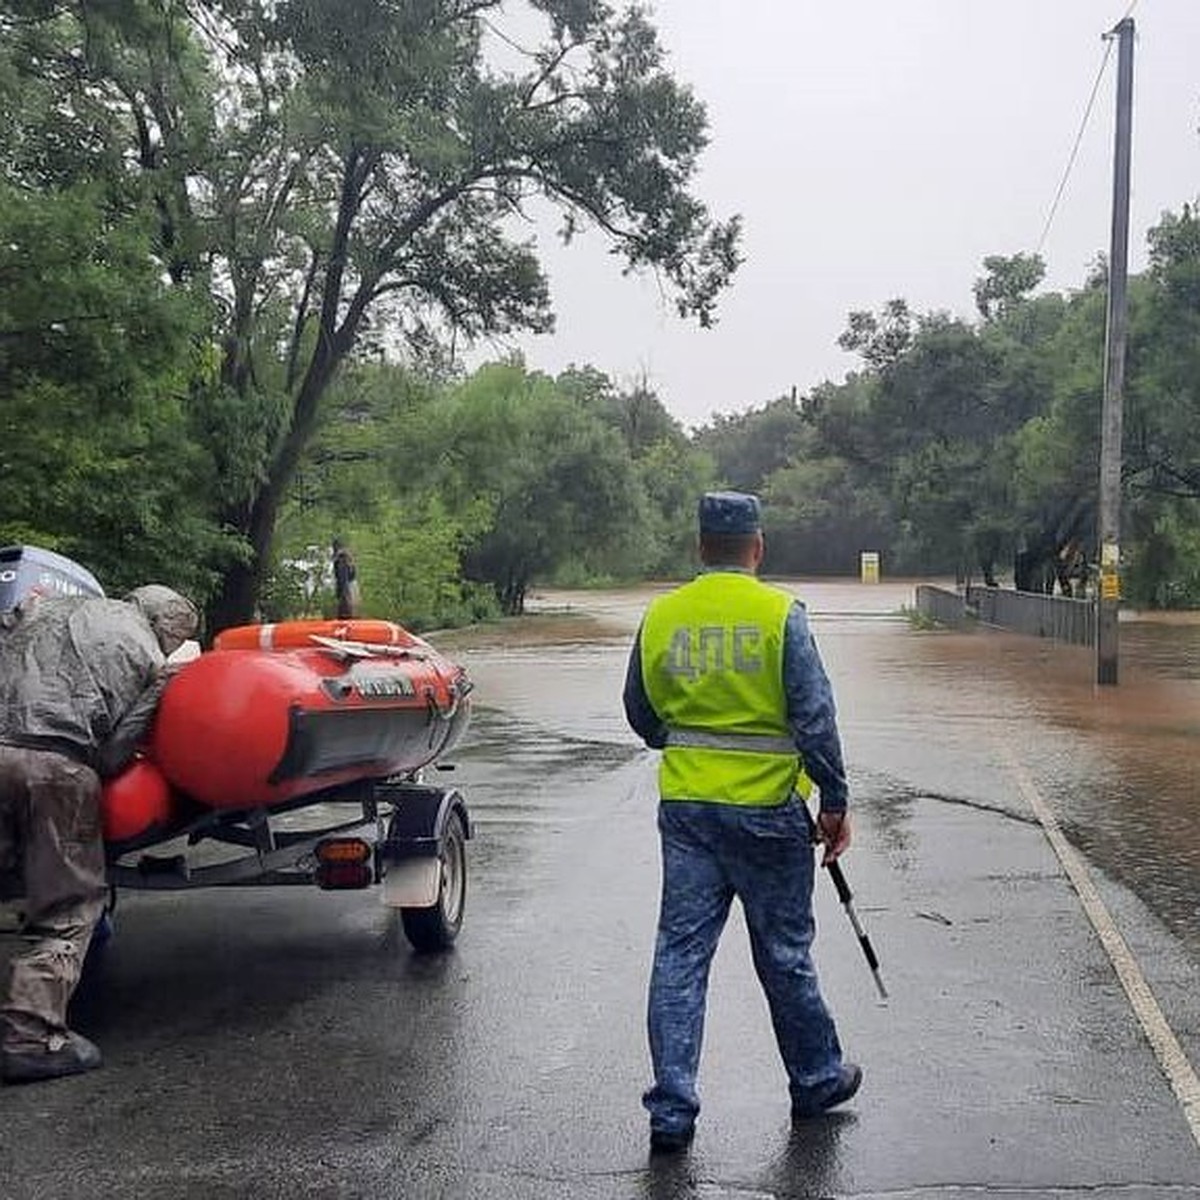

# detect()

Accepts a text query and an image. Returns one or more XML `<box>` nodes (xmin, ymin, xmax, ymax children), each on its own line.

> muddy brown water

<box><xmin>438</xmin><ymin>581</ymin><xmax>1200</xmax><ymax>962</ymax></box>
<box><xmin>899</xmin><ymin>608</ymin><xmax>1200</xmax><ymax>960</ymax></box>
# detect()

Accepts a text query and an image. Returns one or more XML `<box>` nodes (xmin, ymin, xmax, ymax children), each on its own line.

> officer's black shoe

<box><xmin>1</xmin><ymin>1032</ymin><xmax>102</xmax><ymax>1084</ymax></box>
<box><xmin>791</xmin><ymin>1062</ymin><xmax>862</xmax><ymax>1121</ymax></box>
<box><xmin>649</xmin><ymin>1125</ymin><xmax>695</xmax><ymax>1155</ymax></box>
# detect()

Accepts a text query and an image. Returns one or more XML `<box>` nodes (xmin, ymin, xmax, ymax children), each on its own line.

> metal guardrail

<box><xmin>915</xmin><ymin>584</ymin><xmax>1095</xmax><ymax>646</ymax></box>
<box><xmin>966</xmin><ymin>585</ymin><xmax>1095</xmax><ymax>646</ymax></box>
<box><xmin>914</xmin><ymin>584</ymin><xmax>973</xmax><ymax>627</ymax></box>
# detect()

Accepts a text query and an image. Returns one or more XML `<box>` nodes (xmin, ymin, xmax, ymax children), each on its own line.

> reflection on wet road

<box><xmin>444</xmin><ymin>706</ymin><xmax>640</xmax><ymax>909</ymax></box>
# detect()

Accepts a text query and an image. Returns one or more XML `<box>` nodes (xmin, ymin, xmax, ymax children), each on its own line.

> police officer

<box><xmin>623</xmin><ymin>491</ymin><xmax>860</xmax><ymax>1153</ymax></box>
<box><xmin>0</xmin><ymin>584</ymin><xmax>198</xmax><ymax>1083</ymax></box>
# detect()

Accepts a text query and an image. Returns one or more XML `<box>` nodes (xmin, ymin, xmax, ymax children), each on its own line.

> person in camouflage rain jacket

<box><xmin>0</xmin><ymin>585</ymin><xmax>198</xmax><ymax>1084</ymax></box>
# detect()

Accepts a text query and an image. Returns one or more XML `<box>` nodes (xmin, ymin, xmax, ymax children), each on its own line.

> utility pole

<box><xmin>1096</xmin><ymin>16</ymin><xmax>1134</xmax><ymax>687</ymax></box>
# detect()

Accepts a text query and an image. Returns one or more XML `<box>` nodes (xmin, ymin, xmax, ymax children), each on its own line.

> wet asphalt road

<box><xmin>2</xmin><ymin>581</ymin><xmax>1199</xmax><ymax>1199</ymax></box>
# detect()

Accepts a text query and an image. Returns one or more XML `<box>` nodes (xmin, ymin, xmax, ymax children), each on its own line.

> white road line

<box><xmin>1002</xmin><ymin>744</ymin><xmax>1200</xmax><ymax>1150</ymax></box>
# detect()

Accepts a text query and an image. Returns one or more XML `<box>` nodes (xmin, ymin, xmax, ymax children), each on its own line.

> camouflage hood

<box><xmin>125</xmin><ymin>586</ymin><xmax>200</xmax><ymax>656</ymax></box>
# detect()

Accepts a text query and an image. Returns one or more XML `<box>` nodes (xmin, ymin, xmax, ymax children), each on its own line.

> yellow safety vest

<box><xmin>639</xmin><ymin>572</ymin><xmax>813</xmax><ymax>806</ymax></box>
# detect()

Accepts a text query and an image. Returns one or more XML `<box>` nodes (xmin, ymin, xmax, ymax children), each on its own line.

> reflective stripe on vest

<box><xmin>640</xmin><ymin>572</ymin><xmax>813</xmax><ymax>807</ymax></box>
<box><xmin>665</xmin><ymin>729</ymin><xmax>797</xmax><ymax>755</ymax></box>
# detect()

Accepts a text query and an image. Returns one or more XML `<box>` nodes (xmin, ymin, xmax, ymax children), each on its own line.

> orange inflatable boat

<box><xmin>101</xmin><ymin>621</ymin><xmax>472</xmax><ymax>841</ymax></box>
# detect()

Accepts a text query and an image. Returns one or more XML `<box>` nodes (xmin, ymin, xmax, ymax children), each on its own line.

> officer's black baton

<box><xmin>803</xmin><ymin>803</ymin><xmax>888</xmax><ymax>999</ymax></box>
<box><xmin>825</xmin><ymin>857</ymin><xmax>888</xmax><ymax>1001</ymax></box>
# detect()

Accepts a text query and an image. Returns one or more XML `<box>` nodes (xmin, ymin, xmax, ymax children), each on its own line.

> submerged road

<box><xmin>2</xmin><ymin>580</ymin><xmax>1199</xmax><ymax>1199</ymax></box>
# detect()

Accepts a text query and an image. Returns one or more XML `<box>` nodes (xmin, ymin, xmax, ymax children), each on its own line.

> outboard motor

<box><xmin>0</xmin><ymin>545</ymin><xmax>105</xmax><ymax>612</ymax></box>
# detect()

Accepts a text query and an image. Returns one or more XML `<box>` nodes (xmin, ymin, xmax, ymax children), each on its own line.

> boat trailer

<box><xmin>104</xmin><ymin>774</ymin><xmax>471</xmax><ymax>952</ymax></box>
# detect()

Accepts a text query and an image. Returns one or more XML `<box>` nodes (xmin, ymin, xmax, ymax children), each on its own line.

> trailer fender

<box><xmin>377</xmin><ymin>784</ymin><xmax>470</xmax><ymax>909</ymax></box>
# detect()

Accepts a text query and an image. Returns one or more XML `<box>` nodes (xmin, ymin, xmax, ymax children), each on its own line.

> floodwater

<box><xmin>442</xmin><ymin>580</ymin><xmax>1200</xmax><ymax>963</ymax></box>
<box><xmin>899</xmin><ymin>603</ymin><xmax>1200</xmax><ymax>961</ymax></box>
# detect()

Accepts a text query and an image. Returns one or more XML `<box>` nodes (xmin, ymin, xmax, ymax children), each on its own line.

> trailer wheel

<box><xmin>400</xmin><ymin>810</ymin><xmax>467</xmax><ymax>952</ymax></box>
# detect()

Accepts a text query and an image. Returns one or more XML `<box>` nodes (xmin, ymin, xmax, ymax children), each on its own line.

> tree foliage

<box><xmin>0</xmin><ymin>0</ymin><xmax>740</xmax><ymax>627</ymax></box>
<box><xmin>3</xmin><ymin>0</ymin><xmax>1198</xmax><ymax>615</ymax></box>
<box><xmin>698</xmin><ymin>215</ymin><xmax>1200</xmax><ymax>606</ymax></box>
<box><xmin>433</xmin><ymin>363</ymin><xmax>649</xmax><ymax>613</ymax></box>
<box><xmin>261</xmin><ymin>358</ymin><xmax>710</xmax><ymax>618</ymax></box>
<box><xmin>973</xmin><ymin>252</ymin><xmax>1046</xmax><ymax>323</ymax></box>
<box><xmin>693</xmin><ymin>395</ymin><xmax>806</xmax><ymax>493</ymax></box>
<box><xmin>0</xmin><ymin>176</ymin><xmax>234</xmax><ymax>599</ymax></box>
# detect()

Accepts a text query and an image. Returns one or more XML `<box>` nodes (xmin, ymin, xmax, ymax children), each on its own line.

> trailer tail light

<box><xmin>314</xmin><ymin>838</ymin><xmax>374</xmax><ymax>889</ymax></box>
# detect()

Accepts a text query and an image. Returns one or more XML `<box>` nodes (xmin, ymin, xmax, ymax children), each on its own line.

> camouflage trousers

<box><xmin>0</xmin><ymin>746</ymin><xmax>107</xmax><ymax>1052</ymax></box>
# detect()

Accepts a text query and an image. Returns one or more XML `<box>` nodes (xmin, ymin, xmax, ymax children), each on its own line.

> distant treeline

<box><xmin>703</xmin><ymin>234</ymin><xmax>1200</xmax><ymax>609</ymax></box>
<box><xmin>2</xmin><ymin>4</ymin><xmax>1197</xmax><ymax>625</ymax></box>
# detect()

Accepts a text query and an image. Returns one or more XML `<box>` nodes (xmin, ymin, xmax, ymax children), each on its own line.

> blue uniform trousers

<box><xmin>644</xmin><ymin>796</ymin><xmax>844</xmax><ymax>1133</ymax></box>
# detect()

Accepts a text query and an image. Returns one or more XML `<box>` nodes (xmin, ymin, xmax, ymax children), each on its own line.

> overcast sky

<box><xmin>473</xmin><ymin>0</ymin><xmax>1200</xmax><ymax>430</ymax></box>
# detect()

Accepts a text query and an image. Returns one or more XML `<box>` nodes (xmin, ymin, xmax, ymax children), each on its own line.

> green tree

<box><xmin>6</xmin><ymin>0</ymin><xmax>740</xmax><ymax>628</ymax></box>
<box><xmin>836</xmin><ymin>298</ymin><xmax>914</xmax><ymax>370</ymax></box>
<box><xmin>436</xmin><ymin>362</ymin><xmax>648</xmax><ymax>613</ymax></box>
<box><xmin>835</xmin><ymin>311</ymin><xmax>1026</xmax><ymax>574</ymax></box>
<box><xmin>592</xmin><ymin>376</ymin><xmax>688</xmax><ymax>459</ymax></box>
<box><xmin>559</xmin><ymin>366</ymin><xmax>715</xmax><ymax>576</ymax></box>
<box><xmin>264</xmin><ymin>361</ymin><xmax>494</xmax><ymax>626</ymax></box>
<box><xmin>1129</xmin><ymin>206</ymin><xmax>1200</xmax><ymax>502</ymax></box>
<box><xmin>807</xmin><ymin>374</ymin><xmax>880</xmax><ymax>469</ymax></box>
<box><xmin>0</xmin><ymin>178</ymin><xmax>231</xmax><ymax>599</ymax></box>
<box><xmin>1112</xmin><ymin>207</ymin><xmax>1200</xmax><ymax>605</ymax></box>
<box><xmin>761</xmin><ymin>453</ymin><xmax>894</xmax><ymax>576</ymax></box>
<box><xmin>632</xmin><ymin>437</ymin><xmax>718</xmax><ymax>578</ymax></box>
<box><xmin>0</xmin><ymin>4</ymin><xmax>239</xmax><ymax>598</ymax></box>
<box><xmin>693</xmin><ymin>394</ymin><xmax>806</xmax><ymax>492</ymax></box>
<box><xmin>973</xmin><ymin>252</ymin><xmax>1046</xmax><ymax>323</ymax></box>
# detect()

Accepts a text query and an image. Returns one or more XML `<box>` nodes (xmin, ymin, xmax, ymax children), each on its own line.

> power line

<box><xmin>1035</xmin><ymin>39</ymin><xmax>1114</xmax><ymax>257</ymax></box>
<box><xmin>1034</xmin><ymin>0</ymin><xmax>1140</xmax><ymax>258</ymax></box>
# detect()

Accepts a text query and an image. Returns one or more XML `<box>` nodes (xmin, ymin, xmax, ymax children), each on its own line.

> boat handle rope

<box><xmin>423</xmin><ymin>672</ymin><xmax>472</xmax><ymax>724</ymax></box>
